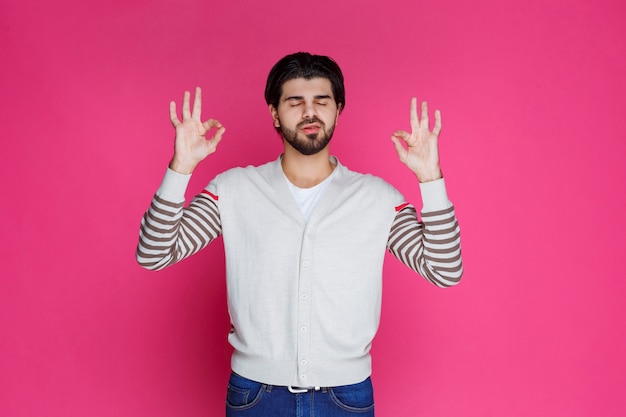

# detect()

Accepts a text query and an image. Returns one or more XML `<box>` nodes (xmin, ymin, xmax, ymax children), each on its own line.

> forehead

<box><xmin>280</xmin><ymin>77</ymin><xmax>334</xmax><ymax>99</ymax></box>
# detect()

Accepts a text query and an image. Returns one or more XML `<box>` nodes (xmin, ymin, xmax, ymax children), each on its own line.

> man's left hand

<box><xmin>391</xmin><ymin>98</ymin><xmax>443</xmax><ymax>183</ymax></box>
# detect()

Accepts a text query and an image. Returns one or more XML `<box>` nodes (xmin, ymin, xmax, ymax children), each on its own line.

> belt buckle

<box><xmin>288</xmin><ymin>386</ymin><xmax>321</xmax><ymax>394</ymax></box>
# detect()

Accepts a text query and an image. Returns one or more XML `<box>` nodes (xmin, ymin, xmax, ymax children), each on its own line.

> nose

<box><xmin>302</xmin><ymin>101</ymin><xmax>316</xmax><ymax>119</ymax></box>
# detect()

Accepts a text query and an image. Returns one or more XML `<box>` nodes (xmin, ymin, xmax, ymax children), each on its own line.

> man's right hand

<box><xmin>168</xmin><ymin>87</ymin><xmax>225</xmax><ymax>174</ymax></box>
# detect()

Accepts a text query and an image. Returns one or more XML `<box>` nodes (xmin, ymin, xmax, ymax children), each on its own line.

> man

<box><xmin>137</xmin><ymin>52</ymin><xmax>462</xmax><ymax>416</ymax></box>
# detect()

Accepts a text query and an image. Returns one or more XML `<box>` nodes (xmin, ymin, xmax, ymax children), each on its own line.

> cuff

<box><xmin>419</xmin><ymin>178</ymin><xmax>452</xmax><ymax>212</ymax></box>
<box><xmin>156</xmin><ymin>167</ymin><xmax>192</xmax><ymax>203</ymax></box>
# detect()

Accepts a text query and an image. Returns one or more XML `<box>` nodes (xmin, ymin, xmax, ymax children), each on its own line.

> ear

<box><xmin>335</xmin><ymin>103</ymin><xmax>342</xmax><ymax>125</ymax></box>
<box><xmin>269</xmin><ymin>105</ymin><xmax>280</xmax><ymax>127</ymax></box>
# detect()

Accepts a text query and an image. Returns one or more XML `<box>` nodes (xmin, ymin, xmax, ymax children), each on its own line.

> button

<box><xmin>300</xmin><ymin>359</ymin><xmax>308</xmax><ymax>366</ymax></box>
<box><xmin>300</xmin><ymin>374</ymin><xmax>307</xmax><ymax>380</ymax></box>
<box><xmin>300</xmin><ymin>326</ymin><xmax>308</xmax><ymax>332</ymax></box>
<box><xmin>305</xmin><ymin>228</ymin><xmax>311</xmax><ymax>235</ymax></box>
<box><xmin>301</xmin><ymin>293</ymin><xmax>308</xmax><ymax>300</ymax></box>
<box><xmin>302</xmin><ymin>261</ymin><xmax>310</xmax><ymax>267</ymax></box>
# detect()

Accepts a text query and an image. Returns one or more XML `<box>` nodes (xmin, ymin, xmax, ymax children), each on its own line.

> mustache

<box><xmin>297</xmin><ymin>117</ymin><xmax>324</xmax><ymax>129</ymax></box>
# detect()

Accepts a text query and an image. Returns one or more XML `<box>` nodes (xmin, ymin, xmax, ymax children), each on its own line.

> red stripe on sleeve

<box><xmin>201</xmin><ymin>190</ymin><xmax>219</xmax><ymax>201</ymax></box>
<box><xmin>395</xmin><ymin>202</ymin><xmax>409</xmax><ymax>212</ymax></box>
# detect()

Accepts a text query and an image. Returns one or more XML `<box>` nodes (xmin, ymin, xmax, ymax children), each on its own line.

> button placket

<box><xmin>296</xmin><ymin>225</ymin><xmax>314</xmax><ymax>383</ymax></box>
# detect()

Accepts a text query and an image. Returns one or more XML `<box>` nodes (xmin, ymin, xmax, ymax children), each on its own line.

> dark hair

<box><xmin>265</xmin><ymin>52</ymin><xmax>345</xmax><ymax>113</ymax></box>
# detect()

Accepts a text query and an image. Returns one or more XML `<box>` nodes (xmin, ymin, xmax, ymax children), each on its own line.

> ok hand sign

<box><xmin>169</xmin><ymin>87</ymin><xmax>226</xmax><ymax>174</ymax></box>
<box><xmin>391</xmin><ymin>98</ymin><xmax>443</xmax><ymax>183</ymax></box>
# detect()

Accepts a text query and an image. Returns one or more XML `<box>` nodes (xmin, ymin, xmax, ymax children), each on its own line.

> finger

<box><xmin>433</xmin><ymin>109</ymin><xmax>442</xmax><ymax>136</ymax></box>
<box><xmin>392</xmin><ymin>130</ymin><xmax>411</xmax><ymax>143</ymax></box>
<box><xmin>182</xmin><ymin>90</ymin><xmax>191</xmax><ymax>120</ymax></box>
<box><xmin>409</xmin><ymin>97</ymin><xmax>419</xmax><ymax>132</ymax></box>
<box><xmin>202</xmin><ymin>119</ymin><xmax>223</xmax><ymax>131</ymax></box>
<box><xmin>169</xmin><ymin>101</ymin><xmax>180</xmax><ymax>127</ymax></box>
<box><xmin>192</xmin><ymin>87</ymin><xmax>202</xmax><ymax>120</ymax></box>
<box><xmin>420</xmin><ymin>101</ymin><xmax>429</xmax><ymax>130</ymax></box>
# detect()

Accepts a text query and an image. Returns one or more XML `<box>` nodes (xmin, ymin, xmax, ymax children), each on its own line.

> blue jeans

<box><xmin>225</xmin><ymin>372</ymin><xmax>375</xmax><ymax>417</ymax></box>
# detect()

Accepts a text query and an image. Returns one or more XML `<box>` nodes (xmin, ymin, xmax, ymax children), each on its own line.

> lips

<box><xmin>299</xmin><ymin>118</ymin><xmax>322</xmax><ymax>133</ymax></box>
<box><xmin>301</xmin><ymin>124</ymin><xmax>320</xmax><ymax>134</ymax></box>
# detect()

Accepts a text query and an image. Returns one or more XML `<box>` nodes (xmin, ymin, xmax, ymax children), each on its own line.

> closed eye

<box><xmin>286</xmin><ymin>98</ymin><xmax>303</xmax><ymax>107</ymax></box>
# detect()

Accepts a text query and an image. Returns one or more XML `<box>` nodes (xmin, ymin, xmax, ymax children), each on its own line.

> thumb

<box><xmin>390</xmin><ymin>135</ymin><xmax>407</xmax><ymax>164</ymax></box>
<box><xmin>208</xmin><ymin>126</ymin><xmax>226</xmax><ymax>149</ymax></box>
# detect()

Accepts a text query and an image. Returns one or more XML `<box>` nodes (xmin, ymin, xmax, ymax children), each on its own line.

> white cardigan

<box><xmin>137</xmin><ymin>156</ymin><xmax>462</xmax><ymax>387</ymax></box>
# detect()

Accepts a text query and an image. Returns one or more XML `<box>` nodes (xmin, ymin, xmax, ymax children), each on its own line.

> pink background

<box><xmin>1</xmin><ymin>0</ymin><xmax>625</xmax><ymax>415</ymax></box>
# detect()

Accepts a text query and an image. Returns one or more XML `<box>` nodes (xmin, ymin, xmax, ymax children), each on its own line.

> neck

<box><xmin>281</xmin><ymin>145</ymin><xmax>334</xmax><ymax>188</ymax></box>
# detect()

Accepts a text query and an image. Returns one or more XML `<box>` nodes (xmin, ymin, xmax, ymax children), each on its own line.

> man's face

<box><xmin>270</xmin><ymin>77</ymin><xmax>341</xmax><ymax>156</ymax></box>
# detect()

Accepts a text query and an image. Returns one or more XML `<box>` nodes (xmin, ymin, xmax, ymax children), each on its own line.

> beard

<box><xmin>279</xmin><ymin>117</ymin><xmax>336</xmax><ymax>156</ymax></box>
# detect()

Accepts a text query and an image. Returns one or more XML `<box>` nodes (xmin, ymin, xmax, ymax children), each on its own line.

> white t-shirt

<box><xmin>284</xmin><ymin>170</ymin><xmax>336</xmax><ymax>221</ymax></box>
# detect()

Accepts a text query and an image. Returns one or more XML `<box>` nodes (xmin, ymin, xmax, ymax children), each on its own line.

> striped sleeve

<box><xmin>387</xmin><ymin>203</ymin><xmax>463</xmax><ymax>288</ymax></box>
<box><xmin>136</xmin><ymin>190</ymin><xmax>222</xmax><ymax>271</ymax></box>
